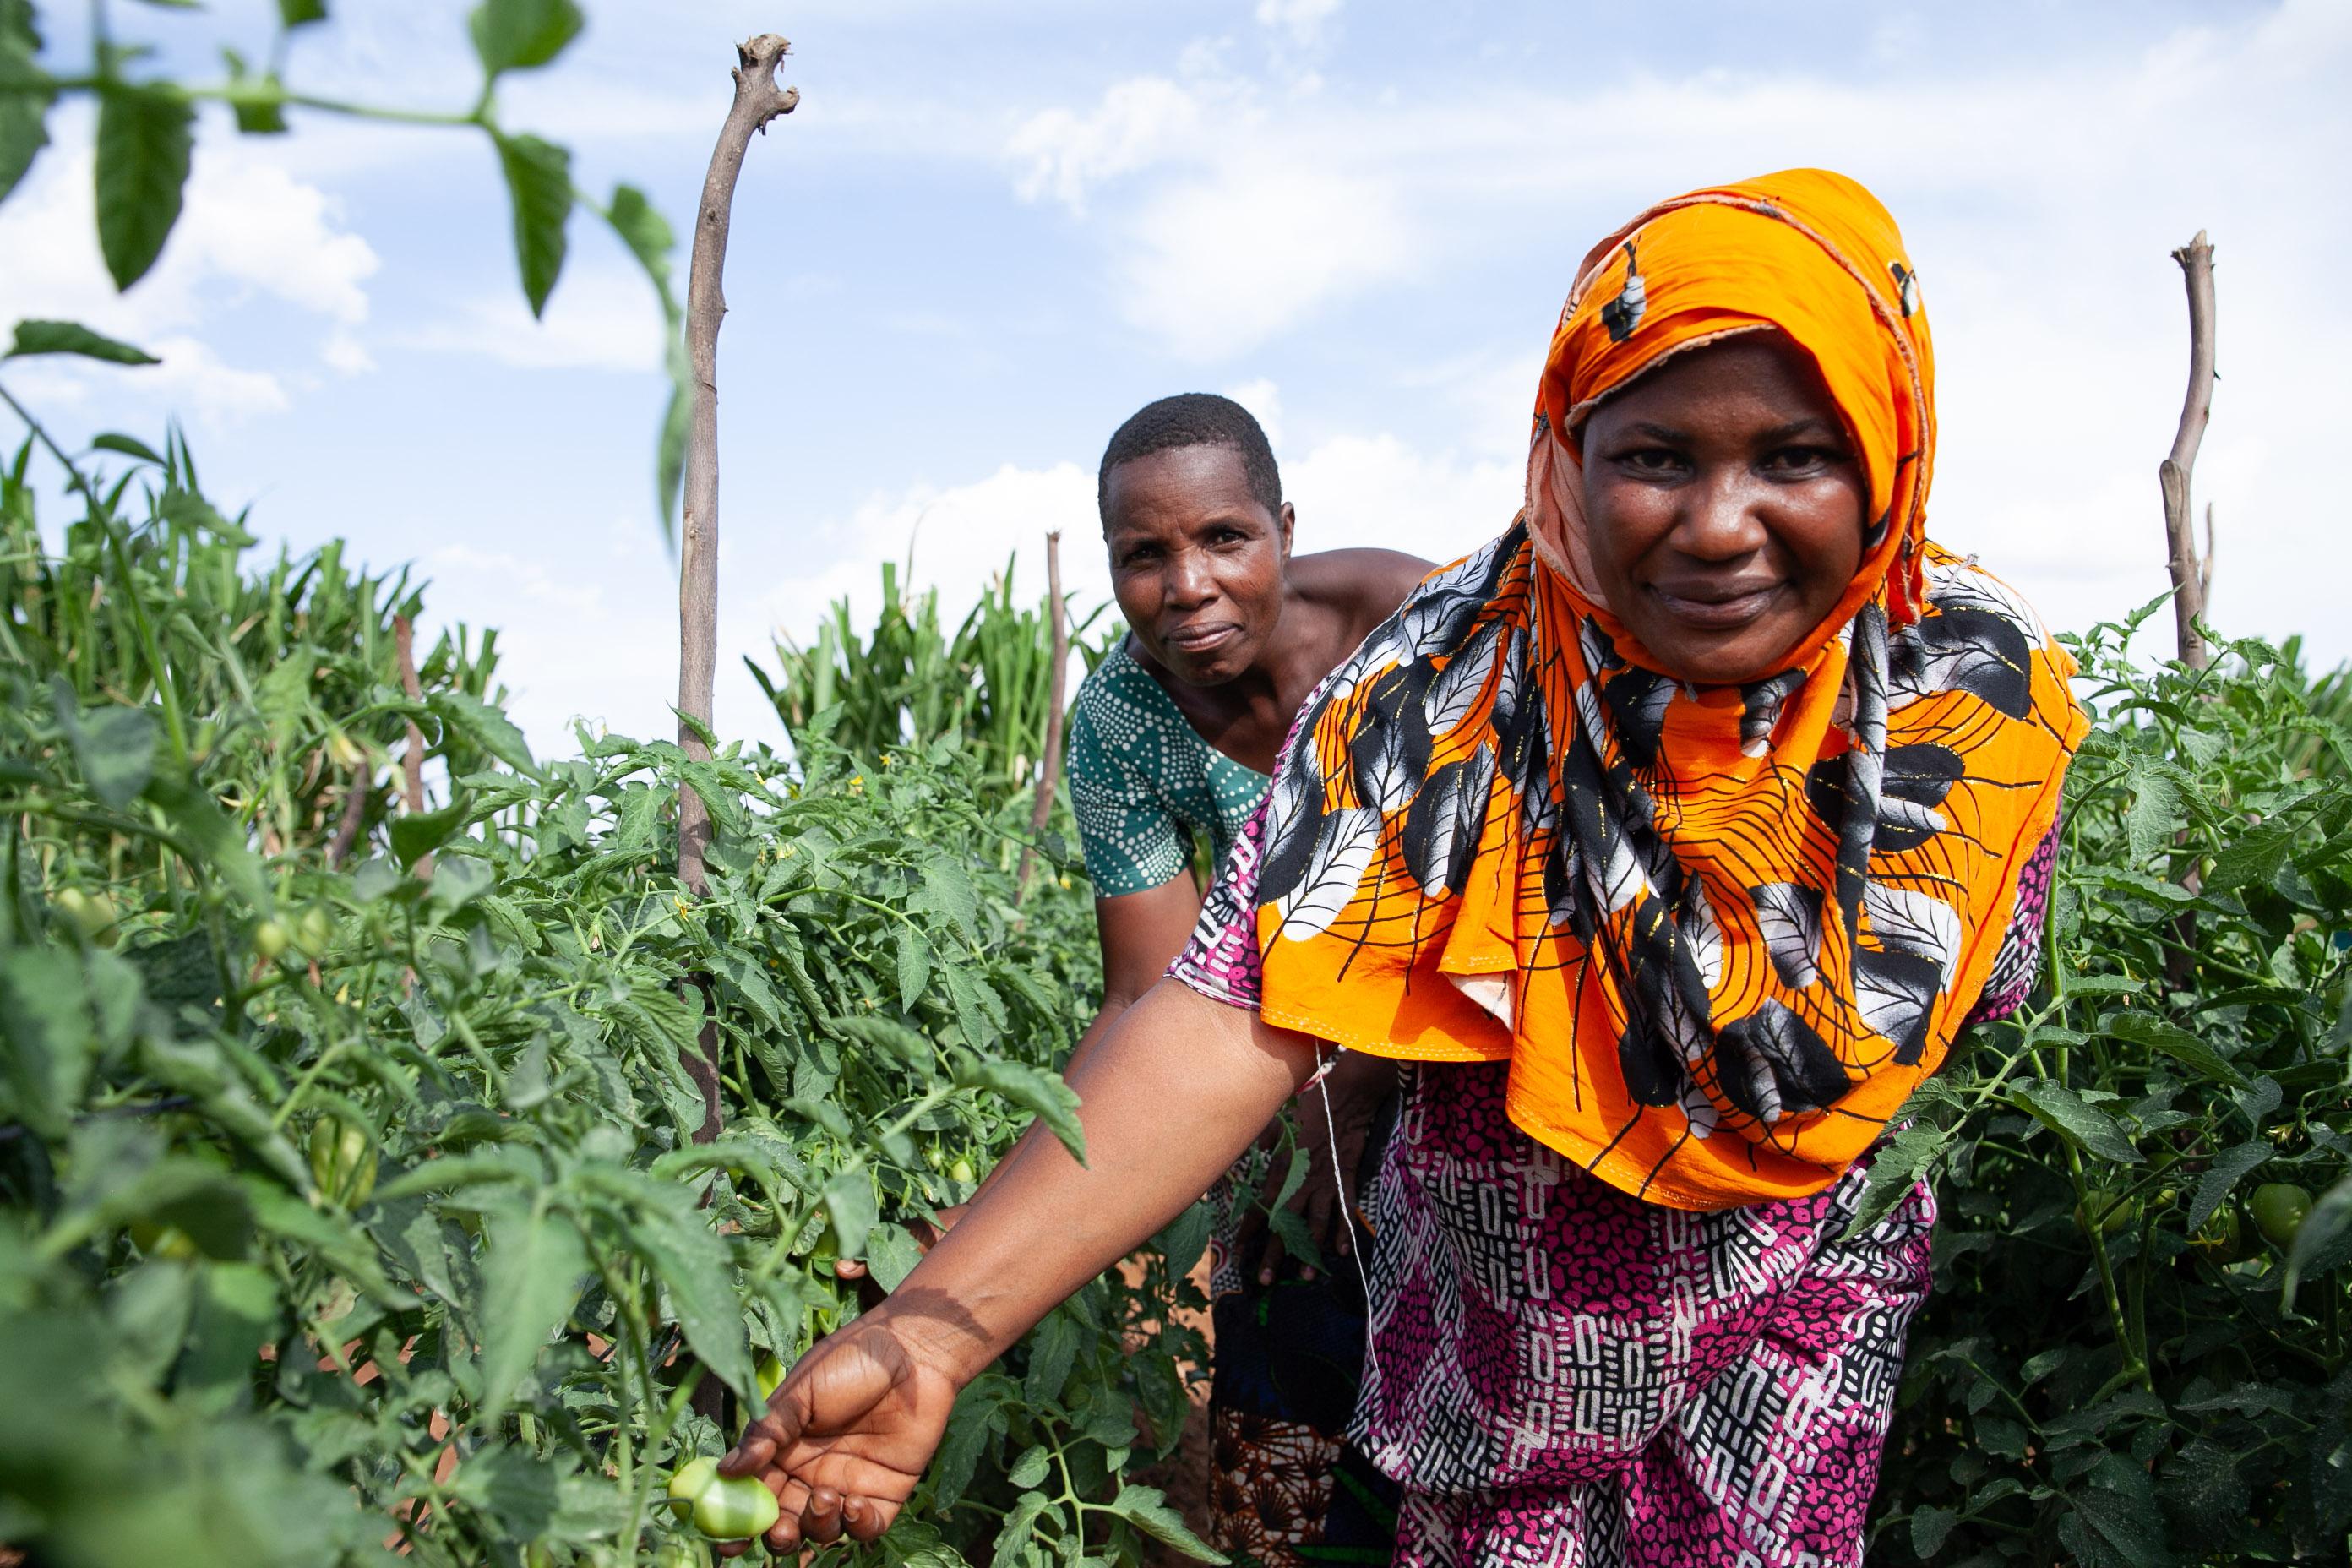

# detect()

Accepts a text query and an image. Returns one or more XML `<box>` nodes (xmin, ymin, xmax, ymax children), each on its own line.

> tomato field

<box><xmin>1</xmin><ymin>3</ymin><xmax>2348</xmax><ymax>1566</ymax></box>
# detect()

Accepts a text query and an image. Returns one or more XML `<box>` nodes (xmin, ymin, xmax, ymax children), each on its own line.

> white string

<box><xmin>1313</xmin><ymin>1043</ymin><xmax>1381</xmax><ymax>1395</ymax></box>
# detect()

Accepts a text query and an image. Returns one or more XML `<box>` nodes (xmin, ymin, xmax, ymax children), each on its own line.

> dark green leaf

<box><xmin>2102</xmin><ymin>1011</ymin><xmax>2246</xmax><ymax>1088</ymax></box>
<box><xmin>92</xmin><ymin>432</ymin><xmax>166</xmax><ymax>464</ymax></box>
<box><xmin>1153</xmin><ymin>1199</ymin><xmax>1213</xmax><ymax>1278</ymax></box>
<box><xmin>822</xmin><ymin>1168</ymin><xmax>878</xmax><ymax>1259</ymax></box>
<box><xmin>2283</xmin><ymin>1171</ymin><xmax>2352</xmax><ymax>1312</ymax></box>
<box><xmin>469</xmin><ymin>0</ymin><xmax>584</xmax><ymax>76</ymax></box>
<box><xmin>2014</xmin><ymin>1079</ymin><xmax>2141</xmax><ymax>1164</ymax></box>
<box><xmin>830</xmin><ymin>1014</ymin><xmax>932</xmax><ymax>1071</ymax></box>
<box><xmin>391</xmin><ymin>792</ymin><xmax>471</xmax><ymax>867</ymax></box>
<box><xmin>8</xmin><ymin>318</ymin><xmax>160</xmax><ymax>364</ymax></box>
<box><xmin>0</xmin><ymin>0</ymin><xmax>53</xmax><ymax>204</ymax></box>
<box><xmin>94</xmin><ymin>84</ymin><xmax>193</xmax><ymax>289</ymax></box>
<box><xmin>1005</xmin><ymin>1444</ymin><xmax>1049</xmax><ymax>1489</ymax></box>
<box><xmin>2187</xmin><ymin>1141</ymin><xmax>2272</xmax><ymax>1233</ymax></box>
<box><xmin>989</xmin><ymin>1492</ymin><xmax>1051</xmax><ymax>1568</ymax></box>
<box><xmin>655</xmin><ymin>377</ymin><xmax>687</xmax><ymax>542</ymax></box>
<box><xmin>278</xmin><ymin>0</ymin><xmax>329</xmax><ymax>25</ymax></box>
<box><xmin>491</xmin><ymin>131</ymin><xmax>571</xmax><ymax>318</ymax></box>
<box><xmin>144</xmin><ymin>766</ymin><xmax>270</xmax><ymax>910</ymax></box>
<box><xmin>2206</xmin><ymin>818</ymin><xmax>2299</xmax><ymax>893</ymax></box>
<box><xmin>952</xmin><ymin>1054</ymin><xmax>1084</xmax><ymax>1162</ymax></box>
<box><xmin>895</xmin><ymin>925</ymin><xmax>932</xmax><ymax>1010</ymax></box>
<box><xmin>1021</xmin><ymin>1304</ymin><xmax>1080</xmax><ymax>1406</ymax></box>
<box><xmin>475</xmin><ymin>1197</ymin><xmax>588</xmax><ymax>1417</ymax></box>
<box><xmin>605</xmin><ymin>182</ymin><xmax>674</xmax><ymax>297</ymax></box>
<box><xmin>53</xmin><ymin>686</ymin><xmax>157</xmax><ymax>810</ymax></box>
<box><xmin>623</xmin><ymin>1208</ymin><xmax>755</xmax><ymax>1403</ymax></box>
<box><xmin>863</xmin><ymin>1221</ymin><xmax>923</xmax><ymax>1292</ymax></box>
<box><xmin>1105</xmin><ymin>1484</ymin><xmax>1226</xmax><ymax>1564</ymax></box>
<box><xmin>428</xmin><ymin>687</ymin><xmax>537</xmax><ymax>774</ymax></box>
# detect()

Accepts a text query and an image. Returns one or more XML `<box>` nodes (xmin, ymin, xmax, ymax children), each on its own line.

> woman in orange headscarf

<box><xmin>722</xmin><ymin>171</ymin><xmax>2086</xmax><ymax>1567</ymax></box>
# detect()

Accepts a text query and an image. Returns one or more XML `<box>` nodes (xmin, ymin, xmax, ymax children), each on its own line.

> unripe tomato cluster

<box><xmin>667</xmin><ymin>1456</ymin><xmax>778</xmax><ymax>1544</ymax></box>
<box><xmin>308</xmin><ymin>1118</ymin><xmax>378</xmax><ymax>1210</ymax></box>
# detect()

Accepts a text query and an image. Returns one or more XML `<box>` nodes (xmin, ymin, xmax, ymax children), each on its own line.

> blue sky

<box><xmin>4</xmin><ymin>0</ymin><xmax>2344</xmax><ymax>754</ymax></box>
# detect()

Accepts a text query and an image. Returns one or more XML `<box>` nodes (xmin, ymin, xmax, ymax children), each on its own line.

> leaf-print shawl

<box><xmin>1251</xmin><ymin>170</ymin><xmax>2088</xmax><ymax>1210</ymax></box>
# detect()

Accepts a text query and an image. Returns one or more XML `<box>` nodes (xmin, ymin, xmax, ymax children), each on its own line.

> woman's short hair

<box><xmin>1097</xmin><ymin>393</ymin><xmax>1282</xmax><ymax>525</ymax></box>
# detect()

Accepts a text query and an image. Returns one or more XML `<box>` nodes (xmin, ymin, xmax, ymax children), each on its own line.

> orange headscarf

<box><xmin>1250</xmin><ymin>170</ymin><xmax>2086</xmax><ymax>1210</ymax></box>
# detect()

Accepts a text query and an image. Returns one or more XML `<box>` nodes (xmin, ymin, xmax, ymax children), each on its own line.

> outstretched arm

<box><xmin>718</xmin><ymin>977</ymin><xmax>1319</xmax><ymax>1552</ymax></box>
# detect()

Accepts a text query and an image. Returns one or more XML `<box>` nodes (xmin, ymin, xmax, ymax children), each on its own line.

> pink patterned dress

<box><xmin>1169</xmin><ymin>798</ymin><xmax>2054</xmax><ymax>1567</ymax></box>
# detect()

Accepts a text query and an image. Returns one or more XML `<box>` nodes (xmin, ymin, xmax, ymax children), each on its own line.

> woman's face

<box><xmin>1103</xmin><ymin>444</ymin><xmax>1293</xmax><ymax>688</ymax></box>
<box><xmin>1579</xmin><ymin>332</ymin><xmax>1867</xmax><ymax>685</ymax></box>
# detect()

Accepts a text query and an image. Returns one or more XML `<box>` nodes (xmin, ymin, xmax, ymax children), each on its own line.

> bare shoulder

<box><xmin>1288</xmin><ymin>548</ymin><xmax>1434</xmax><ymax>634</ymax></box>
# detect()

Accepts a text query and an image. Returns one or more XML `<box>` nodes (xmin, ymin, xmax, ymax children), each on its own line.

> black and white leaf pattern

<box><xmin>1680</xmin><ymin>877</ymin><xmax>1724</xmax><ymax>992</ymax></box>
<box><xmin>1926</xmin><ymin>564</ymin><xmax>2045</xmax><ymax>641</ymax></box>
<box><xmin>1740</xmin><ymin>669</ymin><xmax>1805</xmax><ymax>756</ymax></box>
<box><xmin>1619</xmin><ymin>1024</ymin><xmax>1685</xmax><ymax>1108</ymax></box>
<box><xmin>1681</xmin><ymin>1081</ymin><xmax>1719</xmax><ymax>1139</ymax></box>
<box><xmin>1887</xmin><ymin>607</ymin><xmax>2032</xmax><ymax>718</ymax></box>
<box><xmin>1349</xmin><ymin>701</ymin><xmax>1426</xmax><ymax>815</ymax></box>
<box><xmin>1862</xmin><ymin>883</ymin><xmax>1963</xmax><ymax>987</ymax></box>
<box><xmin>1715</xmin><ymin>1000</ymin><xmax>1851</xmax><ymax>1124</ymax></box>
<box><xmin>1855</xmin><ymin>945</ymin><xmax>1941</xmax><ymax>1065</ymax></box>
<box><xmin>1255</xmin><ymin>758</ymin><xmax>1327</xmax><ymax>909</ymax></box>
<box><xmin>1603</xmin><ymin>667</ymin><xmax>1674</xmax><ymax>770</ymax></box>
<box><xmin>1805</xmin><ymin>742</ymin><xmax>1959</xmax><ymax>857</ymax></box>
<box><xmin>1423</xmin><ymin>620</ymin><xmax>1500</xmax><ymax>738</ymax></box>
<box><xmin>1402</xmin><ymin>745</ymin><xmax>1495</xmax><ymax>898</ymax></box>
<box><xmin>1271</xmin><ymin>807</ymin><xmax>1381</xmax><ymax>940</ymax></box>
<box><xmin>1752</xmin><ymin>881</ymin><xmax>1826</xmax><ymax>988</ymax></box>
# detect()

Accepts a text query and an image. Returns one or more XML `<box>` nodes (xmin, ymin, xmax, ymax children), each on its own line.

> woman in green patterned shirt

<box><xmin>1066</xmin><ymin>394</ymin><xmax>1426</xmax><ymax>1563</ymax></box>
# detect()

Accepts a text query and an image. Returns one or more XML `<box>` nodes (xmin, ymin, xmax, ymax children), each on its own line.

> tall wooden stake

<box><xmin>1017</xmin><ymin>531</ymin><xmax>1070</xmax><ymax>901</ymax></box>
<box><xmin>678</xmin><ymin>34</ymin><xmax>798</xmax><ymax>896</ymax></box>
<box><xmin>2159</xmin><ymin>231</ymin><xmax>2216</xmax><ymax>672</ymax></box>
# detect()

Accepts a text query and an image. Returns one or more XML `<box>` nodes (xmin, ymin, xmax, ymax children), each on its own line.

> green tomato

<box><xmin>308</xmin><ymin>1119</ymin><xmax>378</xmax><ymax>1210</ymax></box>
<box><xmin>55</xmin><ymin>887</ymin><xmax>120</xmax><ymax>945</ymax></box>
<box><xmin>2249</xmin><ymin>1183</ymin><xmax>2313</xmax><ymax>1247</ymax></box>
<box><xmin>924</xmin><ymin>1141</ymin><xmax>945</xmax><ymax>1172</ymax></box>
<box><xmin>652</xmin><ymin>1541</ymin><xmax>709</xmax><ymax>1568</ymax></box>
<box><xmin>254</xmin><ymin>918</ymin><xmax>292</xmax><ymax>960</ymax></box>
<box><xmin>294</xmin><ymin>906</ymin><xmax>335</xmax><ymax>958</ymax></box>
<box><xmin>756</xmin><ymin>1353</ymin><xmax>787</xmax><ymax>1402</ymax></box>
<box><xmin>693</xmin><ymin>1475</ymin><xmax>780</xmax><ymax>1542</ymax></box>
<box><xmin>130</xmin><ymin>1220</ymin><xmax>199</xmax><ymax>1260</ymax></box>
<box><xmin>949</xmin><ymin>1156</ymin><xmax>976</xmax><ymax>1184</ymax></box>
<box><xmin>666</xmin><ymin>1456</ymin><xmax>720</xmax><ymax>1516</ymax></box>
<box><xmin>2075</xmin><ymin>1189</ymin><xmax>2138</xmax><ymax>1238</ymax></box>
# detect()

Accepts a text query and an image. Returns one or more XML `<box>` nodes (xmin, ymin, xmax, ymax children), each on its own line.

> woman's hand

<box><xmin>713</xmin><ymin>1308</ymin><xmax>963</xmax><ymax>1555</ymax></box>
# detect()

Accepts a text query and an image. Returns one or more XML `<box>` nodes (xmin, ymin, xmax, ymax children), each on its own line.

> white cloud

<box><xmin>1255</xmin><ymin>0</ymin><xmax>1343</xmax><ymax>48</ymax></box>
<box><xmin>1010</xmin><ymin>76</ymin><xmax>1205</xmax><ymax>213</ymax></box>
<box><xmin>0</xmin><ymin>131</ymin><xmax>378</xmax><ymax>422</ymax></box>
<box><xmin>1222</xmin><ymin>378</ymin><xmax>1284</xmax><ymax>448</ymax></box>
<box><xmin>1122</xmin><ymin>163</ymin><xmax>1410</xmax><ymax>361</ymax></box>
<box><xmin>403</xmin><ymin>264</ymin><xmax>668</xmax><ymax>373</ymax></box>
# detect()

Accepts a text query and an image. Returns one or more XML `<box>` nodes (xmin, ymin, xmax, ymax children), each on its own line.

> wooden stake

<box><xmin>2159</xmin><ymin>231</ymin><xmax>2216</xmax><ymax>671</ymax></box>
<box><xmin>677</xmin><ymin>34</ymin><xmax>798</xmax><ymax>898</ymax></box>
<box><xmin>393</xmin><ymin>613</ymin><xmax>430</xmax><ymax>879</ymax></box>
<box><xmin>1018</xmin><ymin>532</ymin><xmax>1070</xmax><ymax>901</ymax></box>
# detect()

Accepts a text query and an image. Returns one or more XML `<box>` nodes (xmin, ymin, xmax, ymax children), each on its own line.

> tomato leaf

<box><xmin>475</xmin><ymin>1196</ymin><xmax>588</xmax><ymax>1418</ymax></box>
<box><xmin>491</xmin><ymin>131</ymin><xmax>571</xmax><ymax>318</ymax></box>
<box><xmin>2013</xmin><ymin>1079</ymin><xmax>2142</xmax><ymax>1165</ymax></box>
<box><xmin>8</xmin><ymin>318</ymin><xmax>160</xmax><ymax>365</ymax></box>
<box><xmin>0</xmin><ymin>0</ymin><xmax>54</xmax><ymax>204</ymax></box>
<box><xmin>951</xmin><ymin>1052</ymin><xmax>1083</xmax><ymax>1162</ymax></box>
<box><xmin>469</xmin><ymin>0</ymin><xmax>583</xmax><ymax>76</ymax></box>
<box><xmin>93</xmin><ymin>82</ymin><xmax>193</xmax><ymax>290</ymax></box>
<box><xmin>1104</xmin><ymin>1483</ymin><xmax>1227</xmax><ymax>1564</ymax></box>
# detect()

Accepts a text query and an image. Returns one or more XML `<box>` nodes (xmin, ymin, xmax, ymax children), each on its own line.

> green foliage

<box><xmin>1869</xmin><ymin>598</ymin><xmax>2352</xmax><ymax>1566</ymax></box>
<box><xmin>0</xmin><ymin>0</ymin><xmax>696</xmax><ymax>536</ymax></box>
<box><xmin>749</xmin><ymin>558</ymin><xmax>1119</xmax><ymax>819</ymax></box>
<box><xmin>0</xmin><ymin>418</ymin><xmax>1206</xmax><ymax>1566</ymax></box>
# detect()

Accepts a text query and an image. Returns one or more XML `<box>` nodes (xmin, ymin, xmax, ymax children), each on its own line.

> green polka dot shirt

<box><xmin>1066</xmin><ymin>640</ymin><xmax>1271</xmax><ymax>897</ymax></box>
